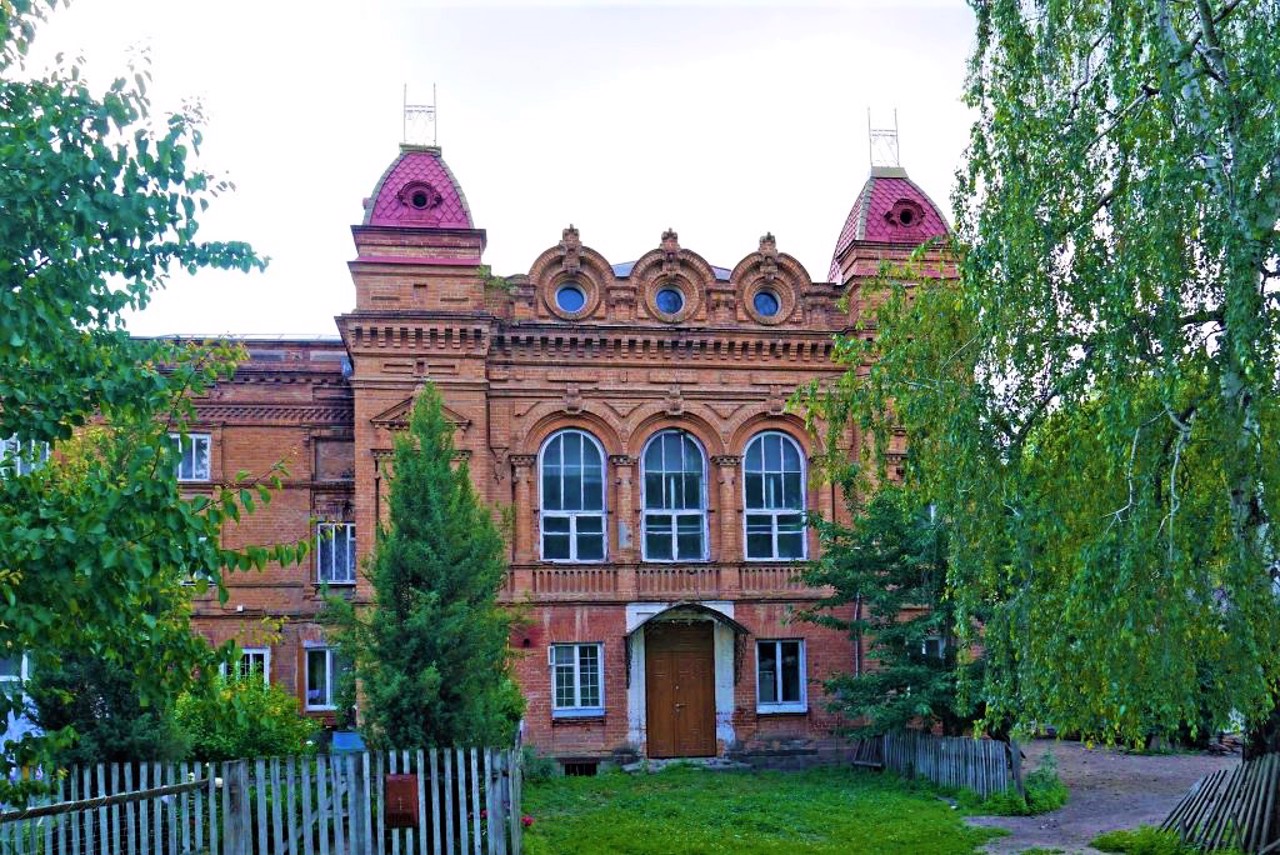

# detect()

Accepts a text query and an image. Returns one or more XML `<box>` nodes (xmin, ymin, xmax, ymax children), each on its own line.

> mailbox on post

<box><xmin>384</xmin><ymin>773</ymin><xmax>419</xmax><ymax>828</ymax></box>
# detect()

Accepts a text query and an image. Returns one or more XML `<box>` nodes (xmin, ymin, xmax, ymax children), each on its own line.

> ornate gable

<box><xmin>369</xmin><ymin>397</ymin><xmax>472</xmax><ymax>434</ymax></box>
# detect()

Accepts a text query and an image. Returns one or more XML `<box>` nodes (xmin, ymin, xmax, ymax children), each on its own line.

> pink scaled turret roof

<box><xmin>363</xmin><ymin>145</ymin><xmax>474</xmax><ymax>229</ymax></box>
<box><xmin>828</xmin><ymin>166</ymin><xmax>949</xmax><ymax>281</ymax></box>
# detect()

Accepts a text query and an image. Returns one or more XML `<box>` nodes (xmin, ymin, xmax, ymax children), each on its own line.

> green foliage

<box><xmin>802</xmin><ymin>0</ymin><xmax>1280</xmax><ymax>746</ymax></box>
<box><xmin>799</xmin><ymin>483</ymin><xmax>984</xmax><ymax>737</ymax></box>
<box><xmin>324</xmin><ymin>385</ymin><xmax>523</xmax><ymax>749</ymax></box>
<box><xmin>174</xmin><ymin>674</ymin><xmax>319</xmax><ymax>763</ymax></box>
<box><xmin>1</xmin><ymin>3</ymin><xmax>263</xmax><ymax>446</ymax></box>
<box><xmin>959</xmin><ymin>751</ymin><xmax>1069</xmax><ymax>816</ymax></box>
<box><xmin>1024</xmin><ymin>753</ymin><xmax>1070</xmax><ymax>814</ymax></box>
<box><xmin>521</xmin><ymin>746</ymin><xmax>557</xmax><ymax>784</ymax></box>
<box><xmin>522</xmin><ymin>766</ymin><xmax>1004</xmax><ymax>855</ymax></box>
<box><xmin>1091</xmin><ymin>826</ymin><xmax>1240</xmax><ymax>855</ymax></box>
<box><xmin>478</xmin><ymin>264</ymin><xmax>516</xmax><ymax>296</ymax></box>
<box><xmin>0</xmin><ymin>2</ymin><xmax>304</xmax><ymax>798</ymax></box>
<box><xmin>26</xmin><ymin>651</ymin><xmax>190</xmax><ymax>766</ymax></box>
<box><xmin>962</xmin><ymin>787</ymin><xmax>1028</xmax><ymax>817</ymax></box>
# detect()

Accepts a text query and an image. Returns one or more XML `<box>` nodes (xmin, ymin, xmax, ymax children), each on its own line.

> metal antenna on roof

<box><xmin>403</xmin><ymin>83</ymin><xmax>437</xmax><ymax>147</ymax></box>
<box><xmin>867</xmin><ymin>108</ymin><xmax>900</xmax><ymax>169</ymax></box>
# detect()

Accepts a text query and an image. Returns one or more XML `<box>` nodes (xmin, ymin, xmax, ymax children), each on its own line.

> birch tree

<box><xmin>809</xmin><ymin>0</ymin><xmax>1280</xmax><ymax>750</ymax></box>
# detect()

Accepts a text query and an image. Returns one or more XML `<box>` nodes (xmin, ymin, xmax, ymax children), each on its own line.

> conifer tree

<box><xmin>800</xmin><ymin>481</ymin><xmax>983</xmax><ymax>737</ymax></box>
<box><xmin>325</xmin><ymin>385</ymin><xmax>523</xmax><ymax>748</ymax></box>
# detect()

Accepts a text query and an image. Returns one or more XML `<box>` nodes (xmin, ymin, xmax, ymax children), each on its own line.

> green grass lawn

<box><xmin>521</xmin><ymin>765</ymin><xmax>1004</xmax><ymax>855</ymax></box>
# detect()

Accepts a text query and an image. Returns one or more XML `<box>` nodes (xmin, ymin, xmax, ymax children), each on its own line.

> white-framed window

<box><xmin>222</xmin><ymin>647</ymin><xmax>271</xmax><ymax>685</ymax></box>
<box><xmin>170</xmin><ymin>433</ymin><xmax>211</xmax><ymax>481</ymax></box>
<box><xmin>0</xmin><ymin>653</ymin><xmax>29</xmax><ymax>695</ymax></box>
<box><xmin>641</xmin><ymin>430</ymin><xmax>707</xmax><ymax>561</ymax></box>
<box><xmin>305</xmin><ymin>647</ymin><xmax>347</xmax><ymax>711</ymax></box>
<box><xmin>550</xmin><ymin>643</ymin><xmax>603</xmax><ymax>717</ymax></box>
<box><xmin>756</xmin><ymin>639</ymin><xmax>806</xmax><ymax>714</ymax></box>
<box><xmin>743</xmin><ymin>431</ymin><xmax>806</xmax><ymax>560</ymax></box>
<box><xmin>317</xmin><ymin>522</ymin><xmax>356</xmax><ymax>585</ymax></box>
<box><xmin>539</xmin><ymin>430</ymin><xmax>606</xmax><ymax>562</ymax></box>
<box><xmin>1</xmin><ymin>436</ymin><xmax>49</xmax><ymax>477</ymax></box>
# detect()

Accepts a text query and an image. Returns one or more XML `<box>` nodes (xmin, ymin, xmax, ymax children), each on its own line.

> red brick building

<box><xmin>186</xmin><ymin>145</ymin><xmax>952</xmax><ymax>766</ymax></box>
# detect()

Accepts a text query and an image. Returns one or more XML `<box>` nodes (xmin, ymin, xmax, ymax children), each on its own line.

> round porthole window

<box><xmin>753</xmin><ymin>290</ymin><xmax>780</xmax><ymax>318</ymax></box>
<box><xmin>410</xmin><ymin>190</ymin><xmax>430</xmax><ymax>209</ymax></box>
<box><xmin>655</xmin><ymin>287</ymin><xmax>685</xmax><ymax>315</ymax></box>
<box><xmin>555</xmin><ymin>283</ymin><xmax>587</xmax><ymax>313</ymax></box>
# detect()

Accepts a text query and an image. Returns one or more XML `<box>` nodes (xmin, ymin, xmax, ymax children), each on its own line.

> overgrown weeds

<box><xmin>1092</xmin><ymin>825</ymin><xmax>1244</xmax><ymax>855</ymax></box>
<box><xmin>955</xmin><ymin>750</ymin><xmax>1069</xmax><ymax>816</ymax></box>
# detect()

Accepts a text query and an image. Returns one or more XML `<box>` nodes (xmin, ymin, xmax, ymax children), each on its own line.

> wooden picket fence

<box><xmin>0</xmin><ymin>747</ymin><xmax>523</xmax><ymax>855</ymax></box>
<box><xmin>881</xmin><ymin>730</ymin><xmax>1023</xmax><ymax>800</ymax></box>
<box><xmin>1161</xmin><ymin>752</ymin><xmax>1278</xmax><ymax>853</ymax></box>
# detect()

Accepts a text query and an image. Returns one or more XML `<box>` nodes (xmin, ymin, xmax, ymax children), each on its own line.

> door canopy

<box><xmin>626</xmin><ymin>602</ymin><xmax>751</xmax><ymax>638</ymax></box>
<box><xmin>625</xmin><ymin>602</ymin><xmax>750</xmax><ymax>687</ymax></box>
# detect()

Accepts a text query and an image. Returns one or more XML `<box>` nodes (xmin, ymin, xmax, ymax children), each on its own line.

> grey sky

<box><xmin>27</xmin><ymin>0</ymin><xmax>976</xmax><ymax>336</ymax></box>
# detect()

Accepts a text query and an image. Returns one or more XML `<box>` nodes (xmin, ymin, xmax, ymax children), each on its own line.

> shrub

<box><xmin>175</xmin><ymin>675</ymin><xmax>319</xmax><ymax>762</ymax></box>
<box><xmin>961</xmin><ymin>750</ymin><xmax>1068</xmax><ymax>816</ymax></box>
<box><xmin>521</xmin><ymin>747</ymin><xmax>557</xmax><ymax>784</ymax></box>
<box><xmin>1024</xmin><ymin>751</ymin><xmax>1070</xmax><ymax>813</ymax></box>
<box><xmin>27</xmin><ymin>653</ymin><xmax>190</xmax><ymax>766</ymax></box>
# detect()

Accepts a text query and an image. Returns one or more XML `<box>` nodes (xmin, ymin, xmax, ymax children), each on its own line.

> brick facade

<box><xmin>189</xmin><ymin>146</ymin><xmax>955</xmax><ymax>762</ymax></box>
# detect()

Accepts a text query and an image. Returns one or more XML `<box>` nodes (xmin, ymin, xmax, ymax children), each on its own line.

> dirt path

<box><xmin>966</xmin><ymin>738</ymin><xmax>1239</xmax><ymax>854</ymax></box>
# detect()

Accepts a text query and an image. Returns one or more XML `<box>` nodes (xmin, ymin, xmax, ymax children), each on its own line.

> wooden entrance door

<box><xmin>645</xmin><ymin>622</ymin><xmax>716</xmax><ymax>758</ymax></box>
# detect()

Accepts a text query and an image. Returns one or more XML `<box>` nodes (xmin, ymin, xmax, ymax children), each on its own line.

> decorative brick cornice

<box><xmin>192</xmin><ymin>403</ymin><xmax>353</xmax><ymax>425</ymax></box>
<box><xmin>489</xmin><ymin>330</ymin><xmax>838</xmax><ymax>364</ymax></box>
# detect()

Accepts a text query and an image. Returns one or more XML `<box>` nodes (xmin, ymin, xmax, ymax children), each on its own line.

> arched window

<box><xmin>540</xmin><ymin>430</ymin><xmax>606</xmax><ymax>562</ymax></box>
<box><xmin>743</xmin><ymin>431</ymin><xmax>806</xmax><ymax>560</ymax></box>
<box><xmin>642</xmin><ymin>430</ymin><xmax>707</xmax><ymax>561</ymax></box>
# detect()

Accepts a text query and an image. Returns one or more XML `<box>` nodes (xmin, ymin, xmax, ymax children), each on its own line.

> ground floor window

<box><xmin>551</xmin><ymin>643</ymin><xmax>603</xmax><ymax>717</ymax></box>
<box><xmin>224</xmin><ymin>647</ymin><xmax>271</xmax><ymax>685</ymax></box>
<box><xmin>756</xmin><ymin>639</ymin><xmax>806</xmax><ymax>713</ymax></box>
<box><xmin>305</xmin><ymin>647</ymin><xmax>347</xmax><ymax>711</ymax></box>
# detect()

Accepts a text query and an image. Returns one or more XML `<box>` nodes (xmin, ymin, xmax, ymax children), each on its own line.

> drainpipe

<box><xmin>853</xmin><ymin>593</ymin><xmax>863</xmax><ymax>676</ymax></box>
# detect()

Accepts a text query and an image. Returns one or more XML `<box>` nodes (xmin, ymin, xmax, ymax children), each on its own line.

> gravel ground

<box><xmin>966</xmin><ymin>738</ymin><xmax>1240</xmax><ymax>854</ymax></box>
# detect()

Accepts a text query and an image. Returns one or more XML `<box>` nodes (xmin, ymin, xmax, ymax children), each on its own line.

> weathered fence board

<box><xmin>1162</xmin><ymin>752</ymin><xmax>1278</xmax><ymax>853</ymax></box>
<box><xmin>881</xmin><ymin>730</ymin><xmax>1022</xmax><ymax>800</ymax></box>
<box><xmin>0</xmin><ymin>747</ymin><xmax>523</xmax><ymax>854</ymax></box>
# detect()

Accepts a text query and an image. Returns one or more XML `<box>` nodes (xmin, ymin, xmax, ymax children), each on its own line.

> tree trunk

<box><xmin>1244</xmin><ymin>708</ymin><xmax>1280</xmax><ymax>760</ymax></box>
